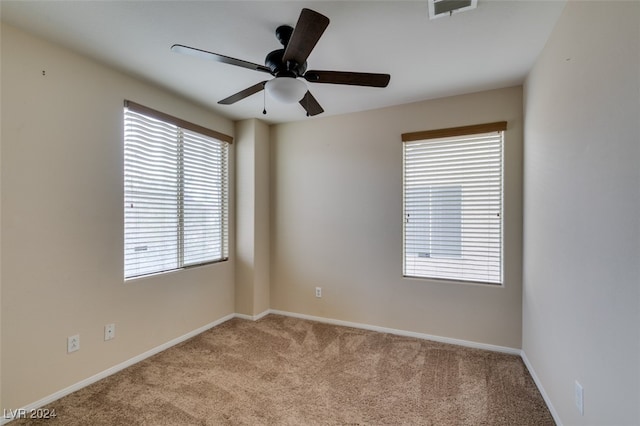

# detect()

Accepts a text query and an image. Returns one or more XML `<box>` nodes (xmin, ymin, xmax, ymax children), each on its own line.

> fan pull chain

<box><xmin>263</xmin><ymin>84</ymin><xmax>267</xmax><ymax>115</ymax></box>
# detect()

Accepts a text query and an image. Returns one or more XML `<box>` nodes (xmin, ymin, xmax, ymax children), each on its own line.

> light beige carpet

<box><xmin>12</xmin><ymin>315</ymin><xmax>554</xmax><ymax>425</ymax></box>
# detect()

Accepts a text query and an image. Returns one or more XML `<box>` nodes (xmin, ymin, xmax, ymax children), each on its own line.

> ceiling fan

<box><xmin>171</xmin><ymin>8</ymin><xmax>391</xmax><ymax>117</ymax></box>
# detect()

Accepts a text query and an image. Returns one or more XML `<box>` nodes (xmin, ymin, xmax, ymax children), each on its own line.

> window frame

<box><xmin>123</xmin><ymin>100</ymin><xmax>233</xmax><ymax>280</ymax></box>
<box><xmin>402</xmin><ymin>121</ymin><xmax>507</xmax><ymax>285</ymax></box>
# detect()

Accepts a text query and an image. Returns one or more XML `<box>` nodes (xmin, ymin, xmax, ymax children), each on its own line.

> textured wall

<box><xmin>235</xmin><ymin>119</ymin><xmax>270</xmax><ymax>317</ymax></box>
<box><xmin>270</xmin><ymin>86</ymin><xmax>524</xmax><ymax>349</ymax></box>
<box><xmin>1</xmin><ymin>23</ymin><xmax>236</xmax><ymax>410</ymax></box>
<box><xmin>523</xmin><ymin>1</ymin><xmax>640</xmax><ymax>424</ymax></box>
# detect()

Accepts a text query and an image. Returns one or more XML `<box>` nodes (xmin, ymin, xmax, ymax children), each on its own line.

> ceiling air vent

<box><xmin>428</xmin><ymin>0</ymin><xmax>478</xmax><ymax>19</ymax></box>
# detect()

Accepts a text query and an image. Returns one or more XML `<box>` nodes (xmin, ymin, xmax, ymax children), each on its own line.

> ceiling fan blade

<box><xmin>171</xmin><ymin>44</ymin><xmax>272</xmax><ymax>74</ymax></box>
<box><xmin>304</xmin><ymin>70</ymin><xmax>390</xmax><ymax>87</ymax></box>
<box><xmin>299</xmin><ymin>91</ymin><xmax>324</xmax><ymax>116</ymax></box>
<box><xmin>218</xmin><ymin>81</ymin><xmax>267</xmax><ymax>105</ymax></box>
<box><xmin>282</xmin><ymin>9</ymin><xmax>330</xmax><ymax>66</ymax></box>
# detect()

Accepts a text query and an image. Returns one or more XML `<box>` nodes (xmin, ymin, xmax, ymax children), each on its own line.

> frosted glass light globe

<box><xmin>265</xmin><ymin>77</ymin><xmax>307</xmax><ymax>103</ymax></box>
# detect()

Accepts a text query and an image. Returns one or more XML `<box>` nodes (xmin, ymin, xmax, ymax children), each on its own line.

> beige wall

<box><xmin>235</xmin><ymin>119</ymin><xmax>270</xmax><ymax>317</ymax></box>
<box><xmin>0</xmin><ymin>30</ymin><xmax>3</xmax><ymax>410</ymax></box>
<box><xmin>270</xmin><ymin>86</ymin><xmax>524</xmax><ymax>349</ymax></box>
<box><xmin>523</xmin><ymin>1</ymin><xmax>639</xmax><ymax>424</ymax></box>
<box><xmin>1</xmin><ymin>23</ymin><xmax>236</xmax><ymax>410</ymax></box>
<box><xmin>253</xmin><ymin>120</ymin><xmax>271</xmax><ymax>316</ymax></box>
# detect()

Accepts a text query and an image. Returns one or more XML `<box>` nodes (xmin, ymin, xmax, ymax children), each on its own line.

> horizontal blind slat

<box><xmin>124</xmin><ymin>105</ymin><xmax>229</xmax><ymax>279</ymax></box>
<box><xmin>403</xmin><ymin>129</ymin><xmax>503</xmax><ymax>284</ymax></box>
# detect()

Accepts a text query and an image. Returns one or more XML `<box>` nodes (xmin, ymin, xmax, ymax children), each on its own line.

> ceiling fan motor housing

<box><xmin>266</xmin><ymin>25</ymin><xmax>307</xmax><ymax>78</ymax></box>
<box><xmin>265</xmin><ymin>49</ymin><xmax>307</xmax><ymax>77</ymax></box>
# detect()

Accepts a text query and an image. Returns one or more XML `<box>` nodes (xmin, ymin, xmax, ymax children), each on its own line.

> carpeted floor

<box><xmin>11</xmin><ymin>315</ymin><xmax>554</xmax><ymax>425</ymax></box>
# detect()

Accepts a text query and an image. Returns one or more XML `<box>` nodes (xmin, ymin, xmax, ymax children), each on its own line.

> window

<box><xmin>413</xmin><ymin>184</ymin><xmax>463</xmax><ymax>259</ymax></box>
<box><xmin>124</xmin><ymin>101</ymin><xmax>232</xmax><ymax>279</ymax></box>
<box><xmin>402</xmin><ymin>122</ymin><xmax>506</xmax><ymax>284</ymax></box>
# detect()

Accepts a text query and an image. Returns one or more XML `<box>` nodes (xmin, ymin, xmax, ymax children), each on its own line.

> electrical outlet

<box><xmin>315</xmin><ymin>287</ymin><xmax>322</xmax><ymax>298</ymax></box>
<box><xmin>575</xmin><ymin>380</ymin><xmax>584</xmax><ymax>415</ymax></box>
<box><xmin>67</xmin><ymin>334</ymin><xmax>80</xmax><ymax>353</ymax></box>
<box><xmin>104</xmin><ymin>323</ymin><xmax>115</xmax><ymax>341</ymax></box>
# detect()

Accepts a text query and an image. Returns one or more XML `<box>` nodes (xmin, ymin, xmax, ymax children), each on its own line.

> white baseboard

<box><xmin>1</xmin><ymin>313</ymin><xmax>236</xmax><ymax>426</ymax></box>
<box><xmin>233</xmin><ymin>313</ymin><xmax>254</xmax><ymax>321</ymax></box>
<box><xmin>234</xmin><ymin>309</ymin><xmax>270</xmax><ymax>321</ymax></box>
<box><xmin>268</xmin><ymin>309</ymin><xmax>521</xmax><ymax>355</ymax></box>
<box><xmin>520</xmin><ymin>350</ymin><xmax>562</xmax><ymax>425</ymax></box>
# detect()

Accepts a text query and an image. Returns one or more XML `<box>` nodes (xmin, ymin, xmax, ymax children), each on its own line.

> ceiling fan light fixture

<box><xmin>265</xmin><ymin>77</ymin><xmax>307</xmax><ymax>103</ymax></box>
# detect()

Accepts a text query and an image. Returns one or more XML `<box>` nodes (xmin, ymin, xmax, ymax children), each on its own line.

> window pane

<box><xmin>431</xmin><ymin>185</ymin><xmax>462</xmax><ymax>258</ymax></box>
<box><xmin>124</xmin><ymin>104</ymin><xmax>229</xmax><ymax>279</ymax></box>
<box><xmin>182</xmin><ymin>128</ymin><xmax>227</xmax><ymax>266</ymax></box>
<box><xmin>403</xmin><ymin>132</ymin><xmax>503</xmax><ymax>284</ymax></box>
<box><xmin>124</xmin><ymin>110</ymin><xmax>179</xmax><ymax>278</ymax></box>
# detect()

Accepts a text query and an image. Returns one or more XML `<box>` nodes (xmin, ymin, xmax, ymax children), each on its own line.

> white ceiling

<box><xmin>1</xmin><ymin>0</ymin><xmax>566</xmax><ymax>124</ymax></box>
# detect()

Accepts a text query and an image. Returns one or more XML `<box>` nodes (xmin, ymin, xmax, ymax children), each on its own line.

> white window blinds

<box><xmin>402</xmin><ymin>122</ymin><xmax>505</xmax><ymax>284</ymax></box>
<box><xmin>124</xmin><ymin>101</ymin><xmax>231</xmax><ymax>279</ymax></box>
